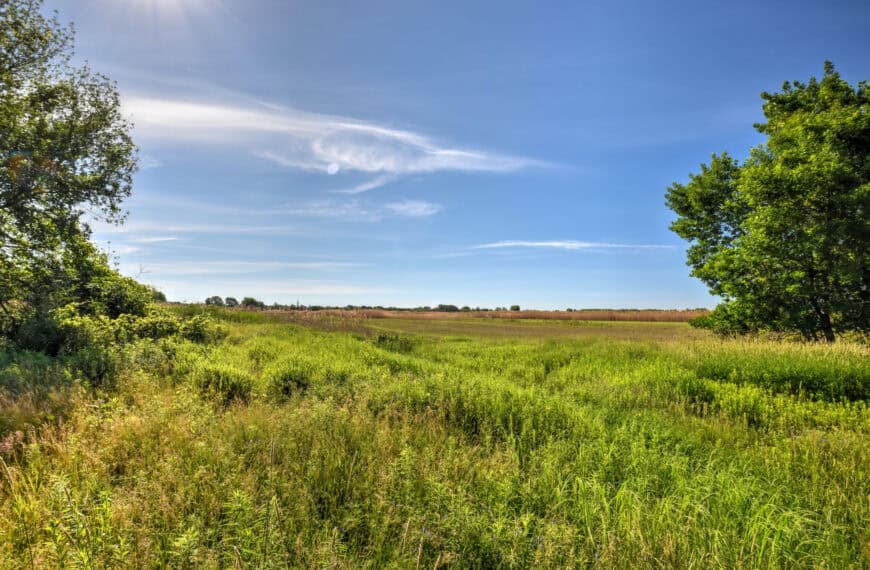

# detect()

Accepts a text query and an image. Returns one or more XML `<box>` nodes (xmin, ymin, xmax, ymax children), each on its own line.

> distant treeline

<box><xmin>194</xmin><ymin>297</ymin><xmax>708</xmax><ymax>322</ymax></box>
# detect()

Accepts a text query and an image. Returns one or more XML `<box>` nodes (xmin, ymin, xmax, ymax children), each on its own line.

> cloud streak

<box><xmin>384</xmin><ymin>200</ymin><xmax>443</xmax><ymax>217</ymax></box>
<box><xmin>331</xmin><ymin>174</ymin><xmax>397</xmax><ymax>195</ymax></box>
<box><xmin>280</xmin><ymin>199</ymin><xmax>443</xmax><ymax>221</ymax></box>
<box><xmin>150</xmin><ymin>278</ymin><xmax>392</xmax><ymax>300</ymax></box>
<box><xmin>280</xmin><ymin>200</ymin><xmax>382</xmax><ymax>222</ymax></box>
<box><xmin>128</xmin><ymin>236</ymin><xmax>179</xmax><ymax>243</ymax></box>
<box><xmin>473</xmin><ymin>240</ymin><xmax>674</xmax><ymax>251</ymax></box>
<box><xmin>128</xmin><ymin>261</ymin><xmax>363</xmax><ymax>276</ymax></box>
<box><xmin>92</xmin><ymin>221</ymin><xmax>307</xmax><ymax>236</ymax></box>
<box><xmin>124</xmin><ymin>95</ymin><xmax>547</xmax><ymax>178</ymax></box>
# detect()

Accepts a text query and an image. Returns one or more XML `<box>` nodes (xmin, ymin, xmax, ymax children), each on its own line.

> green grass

<box><xmin>0</xmin><ymin>313</ymin><xmax>868</xmax><ymax>568</ymax></box>
<box><xmin>369</xmin><ymin>316</ymin><xmax>709</xmax><ymax>341</ymax></box>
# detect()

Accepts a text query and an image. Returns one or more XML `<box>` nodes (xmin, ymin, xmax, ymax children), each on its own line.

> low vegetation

<box><xmin>1</xmin><ymin>310</ymin><xmax>867</xmax><ymax>568</ymax></box>
<box><xmin>234</xmin><ymin>307</ymin><xmax>711</xmax><ymax>323</ymax></box>
<box><xmin>0</xmin><ymin>3</ymin><xmax>867</xmax><ymax>568</ymax></box>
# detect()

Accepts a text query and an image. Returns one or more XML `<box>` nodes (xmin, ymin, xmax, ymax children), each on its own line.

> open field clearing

<box><xmin>1</xmin><ymin>310</ymin><xmax>868</xmax><ymax>568</ymax></box>
<box><xmin>273</xmin><ymin>309</ymin><xmax>710</xmax><ymax>323</ymax></box>
<box><xmin>368</xmin><ymin>317</ymin><xmax>709</xmax><ymax>342</ymax></box>
<box><xmin>224</xmin><ymin>309</ymin><xmax>712</xmax><ymax>341</ymax></box>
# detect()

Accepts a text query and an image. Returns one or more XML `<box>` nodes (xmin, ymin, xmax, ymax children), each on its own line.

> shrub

<box><xmin>149</xmin><ymin>287</ymin><xmax>167</xmax><ymax>302</ymax></box>
<box><xmin>13</xmin><ymin>310</ymin><xmax>67</xmax><ymax>355</ymax></box>
<box><xmin>689</xmin><ymin>304</ymin><xmax>754</xmax><ymax>337</ymax></box>
<box><xmin>373</xmin><ymin>333</ymin><xmax>416</xmax><ymax>354</ymax></box>
<box><xmin>130</xmin><ymin>310</ymin><xmax>182</xmax><ymax>340</ymax></box>
<box><xmin>64</xmin><ymin>346</ymin><xmax>117</xmax><ymax>388</ymax></box>
<box><xmin>180</xmin><ymin>315</ymin><xmax>226</xmax><ymax>344</ymax></box>
<box><xmin>191</xmin><ymin>363</ymin><xmax>252</xmax><ymax>404</ymax></box>
<box><xmin>264</xmin><ymin>358</ymin><xmax>311</xmax><ymax>400</ymax></box>
<box><xmin>89</xmin><ymin>274</ymin><xmax>152</xmax><ymax>318</ymax></box>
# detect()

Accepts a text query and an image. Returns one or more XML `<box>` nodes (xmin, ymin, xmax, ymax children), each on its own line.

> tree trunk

<box><xmin>813</xmin><ymin>305</ymin><xmax>836</xmax><ymax>343</ymax></box>
<box><xmin>806</xmin><ymin>267</ymin><xmax>836</xmax><ymax>343</ymax></box>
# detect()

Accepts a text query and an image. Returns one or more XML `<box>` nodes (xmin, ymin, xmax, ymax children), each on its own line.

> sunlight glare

<box><xmin>116</xmin><ymin>0</ymin><xmax>216</xmax><ymax>24</ymax></box>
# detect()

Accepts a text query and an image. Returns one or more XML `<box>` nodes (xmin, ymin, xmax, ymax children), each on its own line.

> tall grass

<box><xmin>0</xmin><ymin>315</ymin><xmax>867</xmax><ymax>567</ymax></box>
<box><xmin>255</xmin><ymin>308</ymin><xmax>709</xmax><ymax>323</ymax></box>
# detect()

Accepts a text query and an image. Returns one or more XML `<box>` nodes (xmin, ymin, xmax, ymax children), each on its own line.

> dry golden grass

<box><xmin>258</xmin><ymin>308</ymin><xmax>709</xmax><ymax>323</ymax></box>
<box><xmin>369</xmin><ymin>318</ymin><xmax>709</xmax><ymax>341</ymax></box>
<box><xmin>227</xmin><ymin>309</ymin><xmax>709</xmax><ymax>341</ymax></box>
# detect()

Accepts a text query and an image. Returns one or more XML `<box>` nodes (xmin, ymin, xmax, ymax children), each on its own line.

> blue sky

<box><xmin>54</xmin><ymin>0</ymin><xmax>870</xmax><ymax>308</ymax></box>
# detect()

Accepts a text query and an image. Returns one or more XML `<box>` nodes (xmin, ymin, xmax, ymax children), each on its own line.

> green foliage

<box><xmin>224</xmin><ymin>296</ymin><xmax>239</xmax><ymax>308</ymax></box>
<box><xmin>263</xmin><ymin>357</ymin><xmax>311</xmax><ymax>400</ymax></box>
<box><xmin>63</xmin><ymin>346</ymin><xmax>117</xmax><ymax>387</ymax></box>
<box><xmin>240</xmin><ymin>297</ymin><xmax>265</xmax><ymax>309</ymax></box>
<box><xmin>372</xmin><ymin>332</ymin><xmax>416</xmax><ymax>354</ymax></box>
<box><xmin>89</xmin><ymin>274</ymin><xmax>152</xmax><ymax>319</ymax></box>
<box><xmin>0</xmin><ymin>1</ymin><xmax>147</xmax><ymax>359</ymax></box>
<box><xmin>179</xmin><ymin>313</ymin><xmax>227</xmax><ymax>343</ymax></box>
<box><xmin>148</xmin><ymin>287</ymin><xmax>167</xmax><ymax>303</ymax></box>
<box><xmin>3</xmin><ymin>318</ymin><xmax>867</xmax><ymax>567</ymax></box>
<box><xmin>191</xmin><ymin>362</ymin><xmax>253</xmax><ymax>405</ymax></box>
<box><xmin>688</xmin><ymin>302</ymin><xmax>755</xmax><ymax>336</ymax></box>
<box><xmin>0</xmin><ymin>0</ymin><xmax>137</xmax><ymax>317</ymax></box>
<box><xmin>510</xmin><ymin>305</ymin><xmax>521</xmax><ymax>311</ymax></box>
<box><xmin>666</xmin><ymin>63</ymin><xmax>869</xmax><ymax>341</ymax></box>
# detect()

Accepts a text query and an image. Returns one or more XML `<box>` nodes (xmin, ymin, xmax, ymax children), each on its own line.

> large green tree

<box><xmin>666</xmin><ymin>63</ymin><xmax>869</xmax><ymax>341</ymax></box>
<box><xmin>0</xmin><ymin>0</ymin><xmax>138</xmax><ymax>337</ymax></box>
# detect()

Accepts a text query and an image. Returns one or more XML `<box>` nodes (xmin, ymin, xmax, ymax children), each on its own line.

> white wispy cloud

<box><xmin>128</xmin><ymin>236</ymin><xmax>179</xmax><ymax>243</ymax></box>
<box><xmin>280</xmin><ymin>199</ymin><xmax>442</xmax><ymax>221</ymax></box>
<box><xmin>473</xmin><ymin>240</ymin><xmax>674</xmax><ymax>251</ymax></box>
<box><xmin>150</xmin><ymin>279</ymin><xmax>392</xmax><ymax>300</ymax></box>
<box><xmin>280</xmin><ymin>200</ymin><xmax>381</xmax><ymax>222</ymax></box>
<box><xmin>91</xmin><ymin>221</ymin><xmax>306</xmax><ymax>235</ymax></box>
<box><xmin>112</xmin><ymin>245</ymin><xmax>142</xmax><ymax>255</ymax></box>
<box><xmin>331</xmin><ymin>174</ymin><xmax>397</xmax><ymax>195</ymax></box>
<box><xmin>124</xmin><ymin>95</ymin><xmax>547</xmax><ymax>177</ymax></box>
<box><xmin>128</xmin><ymin>261</ymin><xmax>362</xmax><ymax>276</ymax></box>
<box><xmin>139</xmin><ymin>154</ymin><xmax>163</xmax><ymax>169</ymax></box>
<box><xmin>384</xmin><ymin>200</ymin><xmax>443</xmax><ymax>217</ymax></box>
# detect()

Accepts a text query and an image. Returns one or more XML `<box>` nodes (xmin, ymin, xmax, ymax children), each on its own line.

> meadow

<box><xmin>0</xmin><ymin>309</ymin><xmax>868</xmax><ymax>568</ymax></box>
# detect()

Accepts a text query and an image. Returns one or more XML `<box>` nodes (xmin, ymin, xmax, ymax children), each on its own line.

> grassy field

<box><xmin>0</xmin><ymin>310</ymin><xmax>868</xmax><ymax>568</ymax></box>
<box><xmin>282</xmin><ymin>309</ymin><xmax>709</xmax><ymax>323</ymax></box>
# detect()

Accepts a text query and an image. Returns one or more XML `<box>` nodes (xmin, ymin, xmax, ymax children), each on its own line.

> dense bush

<box><xmin>87</xmin><ymin>274</ymin><xmax>153</xmax><ymax>319</ymax></box>
<box><xmin>179</xmin><ymin>314</ymin><xmax>227</xmax><ymax>343</ymax></box>
<box><xmin>191</xmin><ymin>362</ymin><xmax>253</xmax><ymax>404</ymax></box>
<box><xmin>264</xmin><ymin>357</ymin><xmax>312</xmax><ymax>400</ymax></box>
<box><xmin>372</xmin><ymin>332</ymin><xmax>417</xmax><ymax>354</ymax></box>
<box><xmin>35</xmin><ymin>304</ymin><xmax>226</xmax><ymax>354</ymax></box>
<box><xmin>5</xmin><ymin>257</ymin><xmax>162</xmax><ymax>354</ymax></box>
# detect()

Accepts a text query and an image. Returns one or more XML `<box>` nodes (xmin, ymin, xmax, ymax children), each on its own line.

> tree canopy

<box><xmin>0</xmin><ymin>0</ymin><xmax>140</xmax><ymax>346</ymax></box>
<box><xmin>666</xmin><ymin>63</ymin><xmax>869</xmax><ymax>341</ymax></box>
<box><xmin>240</xmin><ymin>297</ymin><xmax>265</xmax><ymax>309</ymax></box>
